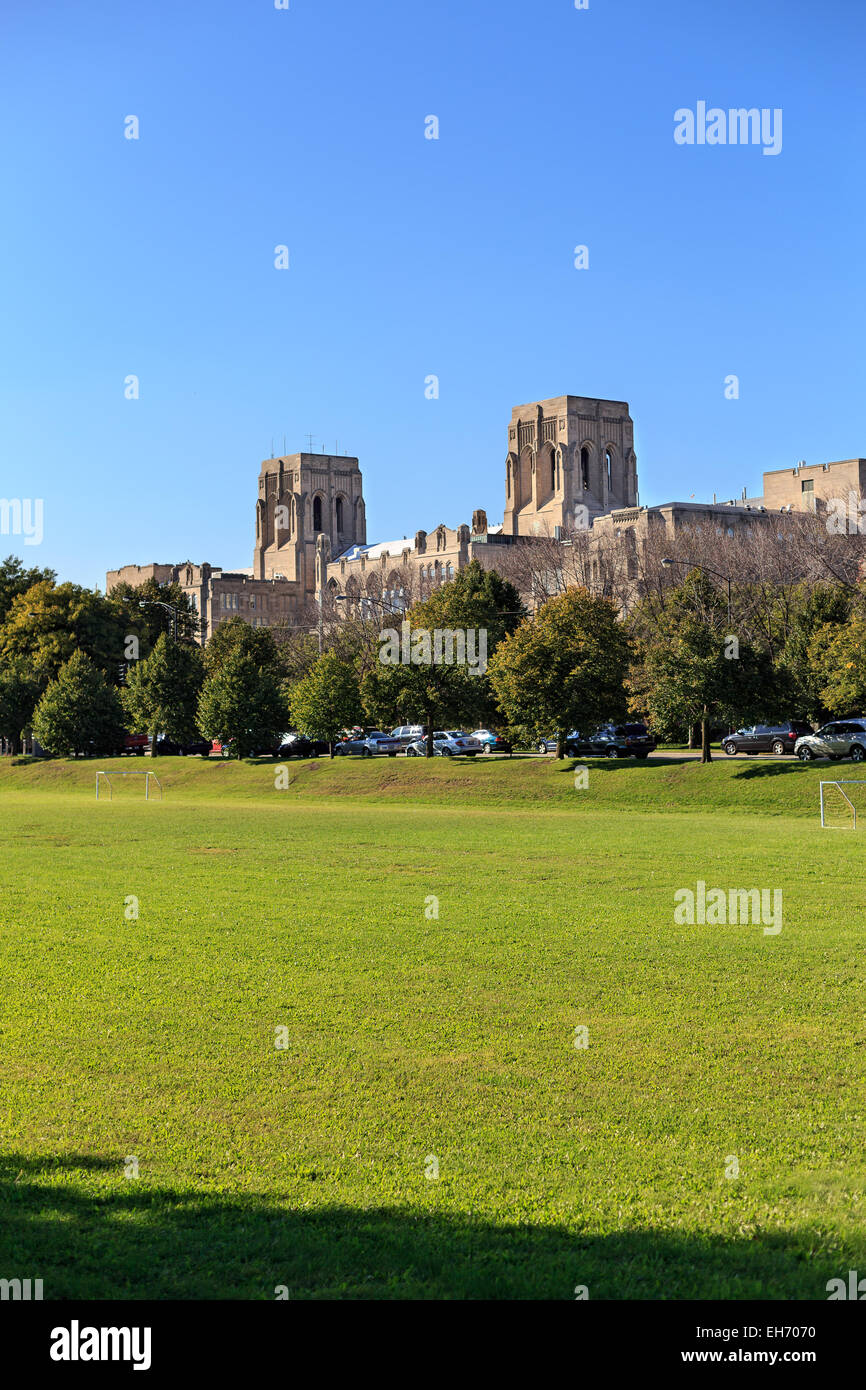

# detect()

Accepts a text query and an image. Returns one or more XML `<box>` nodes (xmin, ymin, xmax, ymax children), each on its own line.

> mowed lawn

<box><xmin>0</xmin><ymin>755</ymin><xmax>863</xmax><ymax>1299</ymax></box>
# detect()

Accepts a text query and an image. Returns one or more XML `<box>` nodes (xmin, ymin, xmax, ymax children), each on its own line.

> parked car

<box><xmin>405</xmin><ymin>730</ymin><xmax>482</xmax><ymax>757</ymax></box>
<box><xmin>277</xmin><ymin>733</ymin><xmax>333</xmax><ymax>758</ymax></box>
<box><xmin>154</xmin><ymin>735</ymin><xmax>211</xmax><ymax>757</ymax></box>
<box><xmin>794</xmin><ymin>720</ymin><xmax>866</xmax><ymax>763</ymax></box>
<box><xmin>216</xmin><ymin>736</ymin><xmax>282</xmax><ymax>758</ymax></box>
<box><xmin>722</xmin><ymin>721</ymin><xmax>814</xmax><ymax>756</ymax></box>
<box><xmin>390</xmin><ymin>724</ymin><xmax>426</xmax><ymax>750</ymax></box>
<box><xmin>590</xmin><ymin>723</ymin><xmax>657</xmax><ymax>759</ymax></box>
<box><xmin>472</xmin><ymin>729</ymin><xmax>512</xmax><ymax>754</ymax></box>
<box><xmin>335</xmin><ymin>730</ymin><xmax>402</xmax><ymax>757</ymax></box>
<box><xmin>535</xmin><ymin>731</ymin><xmax>594</xmax><ymax>756</ymax></box>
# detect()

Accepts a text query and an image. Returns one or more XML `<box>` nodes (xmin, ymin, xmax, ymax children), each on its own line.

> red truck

<box><xmin>122</xmin><ymin>734</ymin><xmax>149</xmax><ymax>757</ymax></box>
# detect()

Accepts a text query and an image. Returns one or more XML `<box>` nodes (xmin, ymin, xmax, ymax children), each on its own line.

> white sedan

<box><xmin>405</xmin><ymin>730</ymin><xmax>482</xmax><ymax>758</ymax></box>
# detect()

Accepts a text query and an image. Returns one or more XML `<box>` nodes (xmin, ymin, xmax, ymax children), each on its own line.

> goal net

<box><xmin>96</xmin><ymin>771</ymin><xmax>163</xmax><ymax>801</ymax></box>
<box><xmin>819</xmin><ymin>780</ymin><xmax>866</xmax><ymax>830</ymax></box>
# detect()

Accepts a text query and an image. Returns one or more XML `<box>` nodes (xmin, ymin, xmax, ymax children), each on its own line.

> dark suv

<box><xmin>591</xmin><ymin>723</ymin><xmax>657</xmax><ymax>759</ymax></box>
<box><xmin>154</xmin><ymin>735</ymin><xmax>211</xmax><ymax>757</ymax></box>
<box><xmin>536</xmin><ymin>731</ymin><xmax>597</xmax><ymax>755</ymax></box>
<box><xmin>722</xmin><ymin>721</ymin><xmax>813</xmax><ymax>757</ymax></box>
<box><xmin>277</xmin><ymin>734</ymin><xmax>332</xmax><ymax>758</ymax></box>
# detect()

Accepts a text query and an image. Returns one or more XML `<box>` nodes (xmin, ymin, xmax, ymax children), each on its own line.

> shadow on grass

<box><xmin>0</xmin><ymin>1154</ymin><xmax>843</xmax><ymax>1301</ymax></box>
<box><xmin>548</xmin><ymin>756</ymin><xmax>685</xmax><ymax>774</ymax></box>
<box><xmin>733</xmin><ymin>761</ymin><xmax>815</xmax><ymax>781</ymax></box>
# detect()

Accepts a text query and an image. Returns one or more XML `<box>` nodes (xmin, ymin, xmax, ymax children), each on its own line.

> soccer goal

<box><xmin>96</xmin><ymin>771</ymin><xmax>163</xmax><ymax>801</ymax></box>
<box><xmin>819</xmin><ymin>780</ymin><xmax>866</xmax><ymax>830</ymax></box>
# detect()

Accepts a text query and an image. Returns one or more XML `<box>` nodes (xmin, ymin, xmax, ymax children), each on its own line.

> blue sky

<box><xmin>1</xmin><ymin>0</ymin><xmax>863</xmax><ymax>588</ymax></box>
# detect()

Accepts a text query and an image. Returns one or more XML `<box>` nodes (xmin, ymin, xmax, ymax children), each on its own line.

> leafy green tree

<box><xmin>0</xmin><ymin>556</ymin><xmax>57</xmax><ymax>626</ymax></box>
<box><xmin>487</xmin><ymin>588</ymin><xmax>631</xmax><ymax>757</ymax></box>
<box><xmin>123</xmin><ymin>634</ymin><xmax>205</xmax><ymax>750</ymax></box>
<box><xmin>289</xmin><ymin>651</ymin><xmax>363</xmax><ymax>756</ymax></box>
<box><xmin>0</xmin><ymin>581</ymin><xmax>127</xmax><ymax>682</ymax></box>
<box><xmin>204</xmin><ymin>616</ymin><xmax>283</xmax><ymax>678</ymax></box>
<box><xmin>778</xmin><ymin>582</ymin><xmax>853</xmax><ymax>722</ymax></box>
<box><xmin>108</xmin><ymin>578</ymin><xmax>200</xmax><ymax>652</ymax></box>
<box><xmin>362</xmin><ymin>628</ymin><xmax>487</xmax><ymax>757</ymax></box>
<box><xmin>628</xmin><ymin>572</ymin><xmax>772</xmax><ymax>763</ymax></box>
<box><xmin>197</xmin><ymin>650</ymin><xmax>288</xmax><ymax>758</ymax></box>
<box><xmin>360</xmin><ymin>565</ymin><xmax>523</xmax><ymax>756</ymax></box>
<box><xmin>0</xmin><ymin>663</ymin><xmax>47</xmax><ymax>754</ymax></box>
<box><xmin>32</xmin><ymin>650</ymin><xmax>126</xmax><ymax>757</ymax></box>
<box><xmin>417</xmin><ymin>561</ymin><xmax>525</xmax><ymax>652</ymax></box>
<box><xmin>408</xmin><ymin>561</ymin><xmax>525</xmax><ymax>730</ymax></box>
<box><xmin>809</xmin><ymin>607</ymin><xmax>866</xmax><ymax>716</ymax></box>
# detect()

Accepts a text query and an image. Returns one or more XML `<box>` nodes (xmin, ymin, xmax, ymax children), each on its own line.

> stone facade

<box><xmin>761</xmin><ymin>459</ymin><xmax>866</xmax><ymax>514</ymax></box>
<box><xmin>106</xmin><ymin>560</ymin><xmax>304</xmax><ymax>644</ymax></box>
<box><xmin>503</xmin><ymin>395</ymin><xmax>638</xmax><ymax>536</ymax></box>
<box><xmin>106</xmin><ymin>393</ymin><xmax>861</xmax><ymax>638</ymax></box>
<box><xmin>254</xmin><ymin>452</ymin><xmax>365</xmax><ymax>586</ymax></box>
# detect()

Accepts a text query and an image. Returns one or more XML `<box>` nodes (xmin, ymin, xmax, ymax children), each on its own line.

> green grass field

<box><xmin>0</xmin><ymin>753</ymin><xmax>863</xmax><ymax>1299</ymax></box>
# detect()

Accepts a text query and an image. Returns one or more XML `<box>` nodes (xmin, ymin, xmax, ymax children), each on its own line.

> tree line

<box><xmin>1</xmin><ymin>529</ymin><xmax>866</xmax><ymax>762</ymax></box>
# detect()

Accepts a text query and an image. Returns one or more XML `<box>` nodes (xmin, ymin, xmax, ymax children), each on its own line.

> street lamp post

<box><xmin>122</xmin><ymin>595</ymin><xmax>180</xmax><ymax>640</ymax></box>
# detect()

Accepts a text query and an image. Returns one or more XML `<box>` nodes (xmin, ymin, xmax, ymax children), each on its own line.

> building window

<box><xmin>550</xmin><ymin>454</ymin><xmax>556</xmax><ymax>490</ymax></box>
<box><xmin>605</xmin><ymin>449</ymin><xmax>613</xmax><ymax>491</ymax></box>
<box><xmin>249</xmin><ymin>596</ymin><xmax>256</xmax><ymax>609</ymax></box>
<box><xmin>581</xmin><ymin>446</ymin><xmax>590</xmax><ymax>491</ymax></box>
<box><xmin>447</xmin><ymin>563</ymin><xmax>454</xmax><ymax>580</ymax></box>
<box><xmin>801</xmin><ymin>479</ymin><xmax>814</xmax><ymax>493</ymax></box>
<box><xmin>313</xmin><ymin>496</ymin><xmax>323</xmax><ymax>532</ymax></box>
<box><xmin>336</xmin><ymin>497</ymin><xmax>344</xmax><ymax>532</ymax></box>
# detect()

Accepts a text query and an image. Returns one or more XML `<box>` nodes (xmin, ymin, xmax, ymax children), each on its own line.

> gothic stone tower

<box><xmin>253</xmin><ymin>452</ymin><xmax>366</xmax><ymax>593</ymax></box>
<box><xmin>503</xmin><ymin>395</ymin><xmax>638</xmax><ymax>536</ymax></box>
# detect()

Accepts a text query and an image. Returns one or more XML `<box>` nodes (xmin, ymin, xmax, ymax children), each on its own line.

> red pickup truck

<box><xmin>122</xmin><ymin>734</ymin><xmax>149</xmax><ymax>757</ymax></box>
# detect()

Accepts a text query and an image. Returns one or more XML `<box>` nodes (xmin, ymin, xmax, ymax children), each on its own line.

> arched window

<box><xmin>335</xmin><ymin>497</ymin><xmax>344</xmax><ymax>533</ymax></box>
<box><xmin>605</xmin><ymin>450</ymin><xmax>613</xmax><ymax>491</ymax></box>
<box><xmin>446</xmin><ymin>562</ymin><xmax>454</xmax><ymax>581</ymax></box>
<box><xmin>550</xmin><ymin>453</ymin><xmax>556</xmax><ymax>490</ymax></box>
<box><xmin>581</xmin><ymin>446</ymin><xmax>590</xmax><ymax>491</ymax></box>
<box><xmin>313</xmin><ymin>496</ymin><xmax>323</xmax><ymax>532</ymax></box>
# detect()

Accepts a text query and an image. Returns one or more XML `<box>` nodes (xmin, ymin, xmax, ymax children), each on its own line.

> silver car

<box><xmin>405</xmin><ymin>730</ymin><xmax>482</xmax><ymax>758</ymax></box>
<box><xmin>795</xmin><ymin>719</ymin><xmax>866</xmax><ymax>763</ymax></box>
<box><xmin>390</xmin><ymin>724</ymin><xmax>426</xmax><ymax>750</ymax></box>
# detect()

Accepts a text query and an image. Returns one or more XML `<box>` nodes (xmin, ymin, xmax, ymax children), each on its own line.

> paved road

<box><xmin>528</xmin><ymin>749</ymin><xmax>796</xmax><ymax>764</ymax></box>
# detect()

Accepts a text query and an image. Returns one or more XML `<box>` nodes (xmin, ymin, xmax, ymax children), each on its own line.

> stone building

<box><xmin>503</xmin><ymin>394</ymin><xmax>638</xmax><ymax>535</ymax></box>
<box><xmin>254</xmin><ymin>451</ymin><xmax>365</xmax><ymax>586</ymax></box>
<box><xmin>761</xmin><ymin>458</ymin><xmax>866</xmax><ymax>513</ymax></box>
<box><xmin>107</xmin><ymin>392</ymin><xmax>860</xmax><ymax>637</ymax></box>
